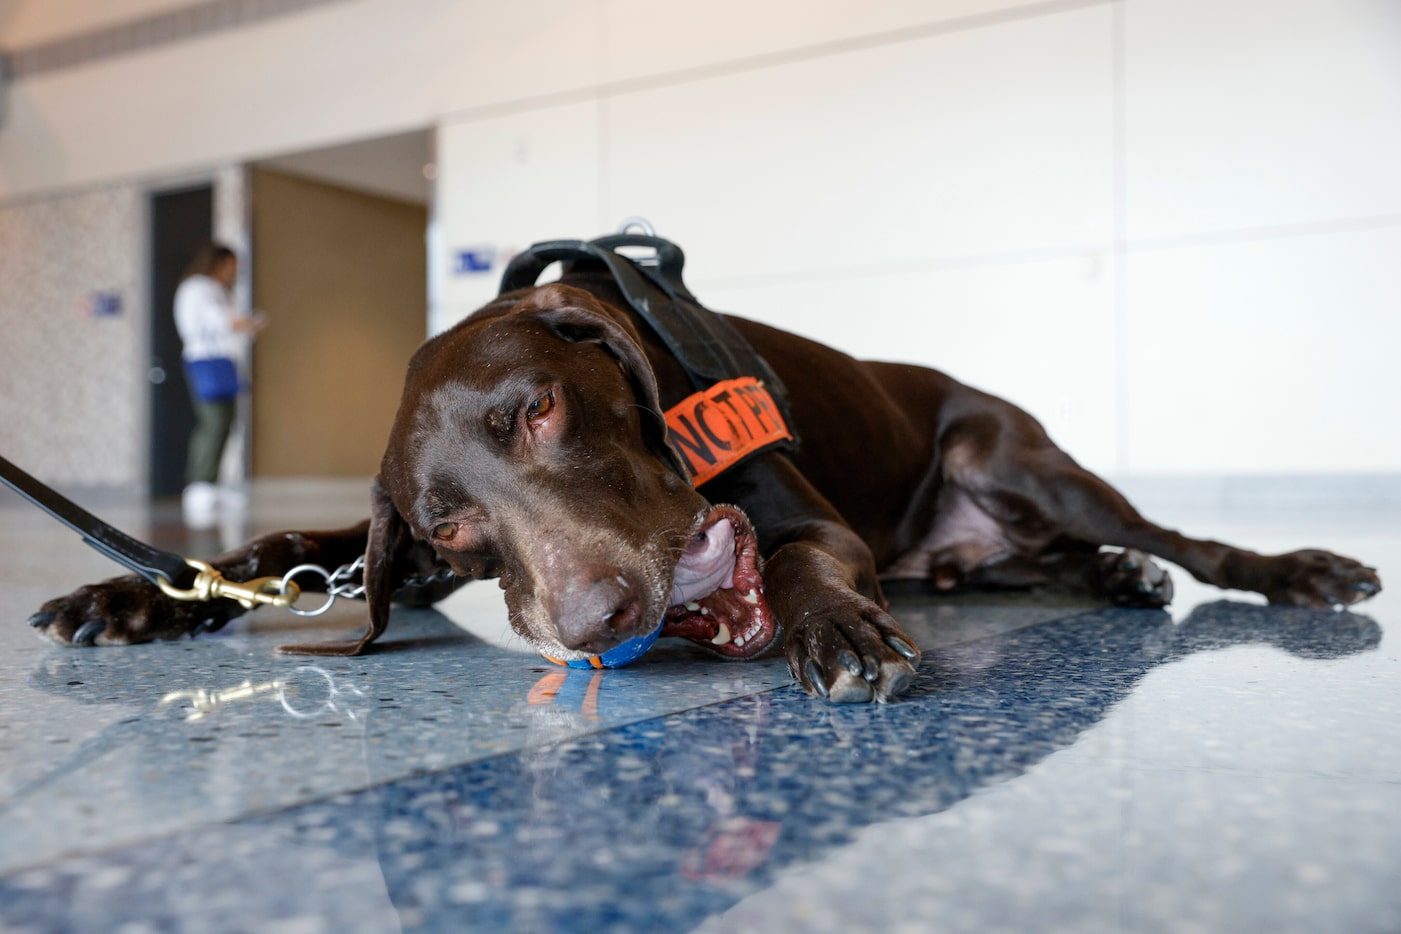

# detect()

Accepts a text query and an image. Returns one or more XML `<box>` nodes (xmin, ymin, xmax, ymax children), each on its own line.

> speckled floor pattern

<box><xmin>1</xmin><ymin>479</ymin><xmax>1398</xmax><ymax>933</ymax></box>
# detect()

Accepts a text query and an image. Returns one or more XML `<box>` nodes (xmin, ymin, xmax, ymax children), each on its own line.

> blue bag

<box><xmin>184</xmin><ymin>357</ymin><xmax>241</xmax><ymax>401</ymax></box>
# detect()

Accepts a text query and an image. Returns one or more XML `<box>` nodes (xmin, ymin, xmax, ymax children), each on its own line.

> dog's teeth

<box><xmin>685</xmin><ymin>601</ymin><xmax>701</xmax><ymax>611</ymax></box>
<box><xmin>734</xmin><ymin>634</ymin><xmax>746</xmax><ymax>647</ymax></box>
<box><xmin>742</xmin><ymin>589</ymin><xmax>759</xmax><ymax>605</ymax></box>
<box><xmin>711</xmin><ymin>622</ymin><xmax>732</xmax><ymax>645</ymax></box>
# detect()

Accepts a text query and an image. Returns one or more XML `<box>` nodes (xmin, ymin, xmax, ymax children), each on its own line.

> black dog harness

<box><xmin>500</xmin><ymin>233</ymin><xmax>798</xmax><ymax>486</ymax></box>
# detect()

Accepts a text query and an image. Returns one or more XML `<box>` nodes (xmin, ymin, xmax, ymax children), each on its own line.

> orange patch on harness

<box><xmin>665</xmin><ymin>377</ymin><xmax>794</xmax><ymax>488</ymax></box>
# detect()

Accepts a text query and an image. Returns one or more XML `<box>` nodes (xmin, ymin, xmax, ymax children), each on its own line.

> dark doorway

<box><xmin>148</xmin><ymin>185</ymin><xmax>213</xmax><ymax>497</ymax></box>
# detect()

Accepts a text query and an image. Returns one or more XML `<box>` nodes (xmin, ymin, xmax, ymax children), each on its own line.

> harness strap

<box><xmin>500</xmin><ymin>234</ymin><xmax>797</xmax><ymax>438</ymax></box>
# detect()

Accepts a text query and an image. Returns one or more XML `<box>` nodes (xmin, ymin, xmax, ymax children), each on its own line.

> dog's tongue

<box><xmin>669</xmin><ymin>519</ymin><xmax>737</xmax><ymax>607</ymax></box>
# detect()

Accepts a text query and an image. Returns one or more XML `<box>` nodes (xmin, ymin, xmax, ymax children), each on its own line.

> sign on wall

<box><xmin>452</xmin><ymin>246</ymin><xmax>496</xmax><ymax>275</ymax></box>
<box><xmin>84</xmin><ymin>291</ymin><xmax>123</xmax><ymax>317</ymax></box>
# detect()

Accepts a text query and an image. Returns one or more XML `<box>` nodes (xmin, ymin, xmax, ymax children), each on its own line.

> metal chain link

<box><xmin>326</xmin><ymin>555</ymin><xmax>366</xmax><ymax>601</ymax></box>
<box><xmin>279</xmin><ymin>555</ymin><xmax>455</xmax><ymax>617</ymax></box>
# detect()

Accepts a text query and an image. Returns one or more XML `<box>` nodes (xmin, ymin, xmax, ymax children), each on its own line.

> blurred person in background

<box><xmin>174</xmin><ymin>242</ymin><xmax>265</xmax><ymax>526</ymax></box>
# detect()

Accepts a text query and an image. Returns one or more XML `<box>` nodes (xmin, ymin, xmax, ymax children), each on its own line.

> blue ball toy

<box><xmin>540</xmin><ymin>620</ymin><xmax>663</xmax><ymax>669</ymax></box>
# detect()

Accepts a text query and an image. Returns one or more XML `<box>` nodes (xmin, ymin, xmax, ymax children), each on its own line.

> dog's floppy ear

<box><xmin>276</xmin><ymin>476</ymin><xmax>408</xmax><ymax>656</ymax></box>
<box><xmin>520</xmin><ymin>284</ymin><xmax>690</xmax><ymax>479</ymax></box>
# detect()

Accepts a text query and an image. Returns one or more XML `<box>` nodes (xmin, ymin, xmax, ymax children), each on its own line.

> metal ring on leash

<box><xmin>617</xmin><ymin>216</ymin><xmax>656</xmax><ymax>237</ymax></box>
<box><xmin>279</xmin><ymin>564</ymin><xmax>338</xmax><ymax>617</ymax></box>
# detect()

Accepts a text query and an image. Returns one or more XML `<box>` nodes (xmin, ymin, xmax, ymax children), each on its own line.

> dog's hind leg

<box><xmin>930</xmin><ymin>404</ymin><xmax>1380</xmax><ymax>609</ymax></box>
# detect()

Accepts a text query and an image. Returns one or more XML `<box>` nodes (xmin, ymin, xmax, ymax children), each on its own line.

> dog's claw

<box><xmin>885</xmin><ymin>635</ymin><xmax>918</xmax><ymax>660</ymax></box>
<box><xmin>28</xmin><ymin>611</ymin><xmax>54</xmax><ymax>629</ymax></box>
<box><xmin>838</xmin><ymin>649</ymin><xmax>863</xmax><ymax>676</ymax></box>
<box><xmin>861</xmin><ymin>654</ymin><xmax>881</xmax><ymax>681</ymax></box>
<box><xmin>804</xmin><ymin>660</ymin><xmax>829</xmax><ymax>699</ymax></box>
<box><xmin>72</xmin><ymin>619</ymin><xmax>106</xmax><ymax>647</ymax></box>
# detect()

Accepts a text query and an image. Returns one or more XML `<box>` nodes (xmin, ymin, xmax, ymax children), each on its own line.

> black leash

<box><xmin>0</xmin><ymin>454</ymin><xmax>297</xmax><ymax>608</ymax></box>
<box><xmin>1</xmin><ymin>454</ymin><xmax>198</xmax><ymax>588</ymax></box>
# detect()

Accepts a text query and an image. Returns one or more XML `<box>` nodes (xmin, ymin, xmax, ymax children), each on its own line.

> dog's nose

<box><xmin>551</xmin><ymin>574</ymin><xmax>643</xmax><ymax>654</ymax></box>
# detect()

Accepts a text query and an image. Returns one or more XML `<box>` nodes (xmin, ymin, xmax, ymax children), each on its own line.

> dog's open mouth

<box><xmin>661</xmin><ymin>505</ymin><xmax>776</xmax><ymax>658</ymax></box>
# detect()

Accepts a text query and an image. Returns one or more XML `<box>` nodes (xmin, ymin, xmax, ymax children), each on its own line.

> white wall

<box><xmin>435</xmin><ymin>0</ymin><xmax>1401</xmax><ymax>478</ymax></box>
<box><xmin>3</xmin><ymin>0</ymin><xmax>1399</xmax><ymax>481</ymax></box>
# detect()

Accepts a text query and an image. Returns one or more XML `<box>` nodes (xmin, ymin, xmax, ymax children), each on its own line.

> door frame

<box><xmin>146</xmin><ymin>182</ymin><xmax>213</xmax><ymax>497</ymax></box>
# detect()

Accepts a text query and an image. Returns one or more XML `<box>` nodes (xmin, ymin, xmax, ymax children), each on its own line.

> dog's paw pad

<box><xmin>827</xmin><ymin>670</ymin><xmax>876</xmax><ymax>704</ymax></box>
<box><xmin>1094</xmin><ymin>549</ymin><xmax>1174</xmax><ymax>608</ymax></box>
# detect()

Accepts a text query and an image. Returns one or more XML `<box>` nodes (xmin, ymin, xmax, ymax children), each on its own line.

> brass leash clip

<box><xmin>156</xmin><ymin>557</ymin><xmax>300</xmax><ymax>610</ymax></box>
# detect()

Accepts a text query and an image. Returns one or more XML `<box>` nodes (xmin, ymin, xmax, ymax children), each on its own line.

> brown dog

<box><xmin>29</xmin><ymin>259</ymin><xmax>1382</xmax><ymax>702</ymax></box>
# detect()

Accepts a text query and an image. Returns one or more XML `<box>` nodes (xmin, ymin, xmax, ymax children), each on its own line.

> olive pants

<box><xmin>186</xmin><ymin>398</ymin><xmax>236</xmax><ymax>486</ymax></box>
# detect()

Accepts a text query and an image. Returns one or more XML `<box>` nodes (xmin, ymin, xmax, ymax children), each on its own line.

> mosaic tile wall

<box><xmin>0</xmin><ymin>186</ymin><xmax>144</xmax><ymax>489</ymax></box>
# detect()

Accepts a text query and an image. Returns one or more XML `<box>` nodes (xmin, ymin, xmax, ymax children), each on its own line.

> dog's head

<box><xmin>346</xmin><ymin>283</ymin><xmax>778</xmax><ymax>663</ymax></box>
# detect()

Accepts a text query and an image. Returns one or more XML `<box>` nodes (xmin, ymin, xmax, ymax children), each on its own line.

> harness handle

<box><xmin>499</xmin><ymin>235</ymin><xmax>691</xmax><ymax>304</ymax></box>
<box><xmin>588</xmin><ymin>233</ymin><xmax>693</xmax><ymax>300</ymax></box>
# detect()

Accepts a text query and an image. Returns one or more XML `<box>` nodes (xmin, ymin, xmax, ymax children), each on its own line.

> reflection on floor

<box><xmin>1</xmin><ymin>478</ymin><xmax>1398</xmax><ymax>932</ymax></box>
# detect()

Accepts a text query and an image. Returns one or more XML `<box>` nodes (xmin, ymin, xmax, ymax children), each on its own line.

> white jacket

<box><xmin>174</xmin><ymin>275</ymin><xmax>244</xmax><ymax>361</ymax></box>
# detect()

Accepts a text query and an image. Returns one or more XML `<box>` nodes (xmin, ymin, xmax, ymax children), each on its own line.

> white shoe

<box><xmin>182</xmin><ymin>482</ymin><xmax>219</xmax><ymax>527</ymax></box>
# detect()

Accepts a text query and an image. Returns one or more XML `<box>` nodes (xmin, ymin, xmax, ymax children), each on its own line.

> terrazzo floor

<box><xmin>1</xmin><ymin>478</ymin><xmax>1397</xmax><ymax>933</ymax></box>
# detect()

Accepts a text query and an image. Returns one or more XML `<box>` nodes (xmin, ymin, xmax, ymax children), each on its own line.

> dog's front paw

<box><xmin>28</xmin><ymin>575</ymin><xmax>238</xmax><ymax>646</ymax></box>
<box><xmin>784</xmin><ymin>594</ymin><xmax>920</xmax><ymax>703</ymax></box>
<box><xmin>1265</xmin><ymin>550</ymin><xmax>1381</xmax><ymax>608</ymax></box>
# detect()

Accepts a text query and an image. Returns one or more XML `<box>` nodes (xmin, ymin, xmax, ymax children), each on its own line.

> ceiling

<box><xmin>0</xmin><ymin>0</ymin><xmax>196</xmax><ymax>48</ymax></box>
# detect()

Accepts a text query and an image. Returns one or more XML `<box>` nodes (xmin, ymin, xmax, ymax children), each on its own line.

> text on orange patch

<box><xmin>664</xmin><ymin>377</ymin><xmax>794</xmax><ymax>487</ymax></box>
